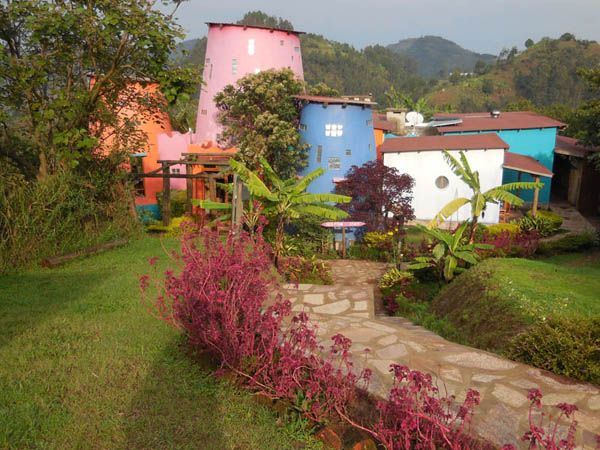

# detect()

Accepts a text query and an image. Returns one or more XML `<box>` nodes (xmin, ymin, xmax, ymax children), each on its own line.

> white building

<box><xmin>381</xmin><ymin>134</ymin><xmax>509</xmax><ymax>224</ymax></box>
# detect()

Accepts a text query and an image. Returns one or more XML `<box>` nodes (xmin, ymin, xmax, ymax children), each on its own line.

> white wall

<box><xmin>383</xmin><ymin>149</ymin><xmax>505</xmax><ymax>224</ymax></box>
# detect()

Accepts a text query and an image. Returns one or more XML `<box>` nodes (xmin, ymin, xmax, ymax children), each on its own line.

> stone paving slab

<box><xmin>279</xmin><ymin>260</ymin><xmax>600</xmax><ymax>448</ymax></box>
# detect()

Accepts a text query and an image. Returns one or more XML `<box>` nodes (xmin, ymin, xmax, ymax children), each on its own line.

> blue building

<box><xmin>296</xmin><ymin>95</ymin><xmax>377</xmax><ymax>194</ymax></box>
<box><xmin>437</xmin><ymin>111</ymin><xmax>566</xmax><ymax>204</ymax></box>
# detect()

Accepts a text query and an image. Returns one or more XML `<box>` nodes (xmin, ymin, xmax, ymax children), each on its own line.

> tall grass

<box><xmin>0</xmin><ymin>165</ymin><xmax>139</xmax><ymax>273</ymax></box>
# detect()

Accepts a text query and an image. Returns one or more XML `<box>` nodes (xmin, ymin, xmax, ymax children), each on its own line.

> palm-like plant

<box><xmin>197</xmin><ymin>157</ymin><xmax>351</xmax><ymax>263</ymax></box>
<box><xmin>428</xmin><ymin>150</ymin><xmax>543</xmax><ymax>243</ymax></box>
<box><xmin>408</xmin><ymin>223</ymin><xmax>492</xmax><ymax>281</ymax></box>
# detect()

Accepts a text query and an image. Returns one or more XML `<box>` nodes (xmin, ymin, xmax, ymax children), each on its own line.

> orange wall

<box><xmin>374</xmin><ymin>128</ymin><xmax>384</xmax><ymax>160</ymax></box>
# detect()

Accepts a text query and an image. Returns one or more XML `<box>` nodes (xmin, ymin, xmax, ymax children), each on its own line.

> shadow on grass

<box><xmin>0</xmin><ymin>271</ymin><xmax>111</xmax><ymax>349</ymax></box>
<box><xmin>120</xmin><ymin>337</ymin><xmax>230</xmax><ymax>449</ymax></box>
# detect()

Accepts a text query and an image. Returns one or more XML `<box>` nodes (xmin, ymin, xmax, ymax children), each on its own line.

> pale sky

<box><xmin>162</xmin><ymin>0</ymin><xmax>600</xmax><ymax>55</ymax></box>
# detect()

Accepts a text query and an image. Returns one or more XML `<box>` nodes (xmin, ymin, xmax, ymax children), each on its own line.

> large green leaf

<box><xmin>193</xmin><ymin>200</ymin><xmax>232</xmax><ymax>210</ymax></box>
<box><xmin>296</xmin><ymin>192</ymin><xmax>352</xmax><ymax>204</ymax></box>
<box><xmin>472</xmin><ymin>192</ymin><xmax>486</xmax><ymax>217</ymax></box>
<box><xmin>294</xmin><ymin>204</ymin><xmax>349</xmax><ymax>220</ymax></box>
<box><xmin>258</xmin><ymin>157</ymin><xmax>283</xmax><ymax>191</ymax></box>
<box><xmin>443</xmin><ymin>255</ymin><xmax>457</xmax><ymax>281</ymax></box>
<box><xmin>443</xmin><ymin>150</ymin><xmax>472</xmax><ymax>186</ymax></box>
<box><xmin>494</xmin><ymin>181</ymin><xmax>544</xmax><ymax>192</ymax></box>
<box><xmin>408</xmin><ymin>262</ymin><xmax>434</xmax><ymax>270</ymax></box>
<box><xmin>427</xmin><ymin>197</ymin><xmax>469</xmax><ymax>229</ymax></box>
<box><xmin>484</xmin><ymin>189</ymin><xmax>524</xmax><ymax>206</ymax></box>
<box><xmin>432</xmin><ymin>243</ymin><xmax>445</xmax><ymax>260</ymax></box>
<box><xmin>229</xmin><ymin>158</ymin><xmax>275</xmax><ymax>200</ymax></box>
<box><xmin>291</xmin><ymin>167</ymin><xmax>327</xmax><ymax>194</ymax></box>
<box><xmin>454</xmin><ymin>251</ymin><xmax>478</xmax><ymax>265</ymax></box>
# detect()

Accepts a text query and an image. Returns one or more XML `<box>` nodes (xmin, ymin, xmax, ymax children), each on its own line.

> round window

<box><xmin>435</xmin><ymin>176</ymin><xmax>449</xmax><ymax>189</ymax></box>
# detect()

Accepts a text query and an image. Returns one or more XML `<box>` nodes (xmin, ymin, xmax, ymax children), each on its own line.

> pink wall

<box><xmin>195</xmin><ymin>24</ymin><xmax>304</xmax><ymax>145</ymax></box>
<box><xmin>157</xmin><ymin>131</ymin><xmax>192</xmax><ymax>190</ymax></box>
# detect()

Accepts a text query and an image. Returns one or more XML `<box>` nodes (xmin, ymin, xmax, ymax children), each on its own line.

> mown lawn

<box><xmin>0</xmin><ymin>236</ymin><xmax>321</xmax><ymax>449</ymax></box>
<box><xmin>488</xmin><ymin>251</ymin><xmax>600</xmax><ymax>317</ymax></box>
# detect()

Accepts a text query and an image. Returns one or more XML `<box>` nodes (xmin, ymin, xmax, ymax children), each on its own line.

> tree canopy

<box><xmin>214</xmin><ymin>68</ymin><xmax>307</xmax><ymax>178</ymax></box>
<box><xmin>0</xmin><ymin>0</ymin><xmax>199</xmax><ymax>179</ymax></box>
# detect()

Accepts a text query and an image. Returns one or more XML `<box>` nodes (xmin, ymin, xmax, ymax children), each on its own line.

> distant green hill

<box><xmin>387</xmin><ymin>36</ymin><xmax>496</xmax><ymax>79</ymax></box>
<box><xmin>175</xmin><ymin>33</ymin><xmax>429</xmax><ymax>107</ymax></box>
<box><xmin>426</xmin><ymin>35</ymin><xmax>600</xmax><ymax>112</ymax></box>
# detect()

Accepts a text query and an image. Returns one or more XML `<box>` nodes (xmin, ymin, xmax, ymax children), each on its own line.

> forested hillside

<box><xmin>426</xmin><ymin>34</ymin><xmax>600</xmax><ymax>112</ymax></box>
<box><xmin>387</xmin><ymin>36</ymin><xmax>496</xmax><ymax>79</ymax></box>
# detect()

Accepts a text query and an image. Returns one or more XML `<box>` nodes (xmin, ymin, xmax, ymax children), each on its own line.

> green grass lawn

<box><xmin>487</xmin><ymin>251</ymin><xmax>600</xmax><ymax>317</ymax></box>
<box><xmin>0</xmin><ymin>236</ymin><xmax>321</xmax><ymax>449</ymax></box>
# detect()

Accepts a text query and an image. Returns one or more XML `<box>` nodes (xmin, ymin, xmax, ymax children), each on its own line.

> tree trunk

<box><xmin>274</xmin><ymin>217</ymin><xmax>285</xmax><ymax>267</ymax></box>
<box><xmin>469</xmin><ymin>216</ymin><xmax>479</xmax><ymax>244</ymax></box>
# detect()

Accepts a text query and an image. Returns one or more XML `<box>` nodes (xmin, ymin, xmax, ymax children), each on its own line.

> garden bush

<box><xmin>505</xmin><ymin>314</ymin><xmax>600</xmax><ymax>385</ymax></box>
<box><xmin>379</xmin><ymin>268</ymin><xmax>414</xmax><ymax>290</ymax></box>
<box><xmin>278</xmin><ymin>256</ymin><xmax>333</xmax><ymax>284</ymax></box>
<box><xmin>526</xmin><ymin>208</ymin><xmax>564</xmax><ymax>230</ymax></box>
<box><xmin>479</xmin><ymin>230</ymin><xmax>539</xmax><ymax>258</ymax></box>
<box><xmin>536</xmin><ymin>232</ymin><xmax>598</xmax><ymax>256</ymax></box>
<box><xmin>0</xmin><ymin>164</ymin><xmax>137</xmax><ymax>273</ymax></box>
<box><xmin>156</xmin><ymin>189</ymin><xmax>188</xmax><ymax>218</ymax></box>
<box><xmin>515</xmin><ymin>215</ymin><xmax>555</xmax><ymax>237</ymax></box>
<box><xmin>485</xmin><ymin>223</ymin><xmax>520</xmax><ymax>237</ymax></box>
<box><xmin>145</xmin><ymin>216</ymin><xmax>193</xmax><ymax>237</ymax></box>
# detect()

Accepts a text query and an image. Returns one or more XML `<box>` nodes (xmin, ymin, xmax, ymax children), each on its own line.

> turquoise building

<box><xmin>296</xmin><ymin>95</ymin><xmax>377</xmax><ymax>194</ymax></box>
<box><xmin>437</xmin><ymin>111</ymin><xmax>565</xmax><ymax>204</ymax></box>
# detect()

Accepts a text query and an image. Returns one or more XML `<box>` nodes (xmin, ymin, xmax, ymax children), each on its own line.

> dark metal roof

<box><xmin>555</xmin><ymin>135</ymin><xmax>599</xmax><ymax>158</ymax></box>
<box><xmin>373</xmin><ymin>119</ymin><xmax>396</xmax><ymax>131</ymax></box>
<box><xmin>205</xmin><ymin>22</ymin><xmax>304</xmax><ymax>35</ymax></box>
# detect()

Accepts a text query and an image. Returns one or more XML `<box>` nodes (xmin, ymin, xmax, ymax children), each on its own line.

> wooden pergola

<box><xmin>136</xmin><ymin>153</ymin><xmax>232</xmax><ymax>226</ymax></box>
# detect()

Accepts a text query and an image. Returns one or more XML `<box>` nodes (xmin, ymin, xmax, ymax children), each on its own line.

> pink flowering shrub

<box><xmin>373</xmin><ymin>365</ymin><xmax>485</xmax><ymax>450</ymax></box>
<box><xmin>502</xmin><ymin>388</ymin><xmax>599</xmax><ymax>450</ymax></box>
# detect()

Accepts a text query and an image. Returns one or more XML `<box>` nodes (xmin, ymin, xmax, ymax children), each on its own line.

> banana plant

<box><xmin>428</xmin><ymin>150</ymin><xmax>543</xmax><ymax>243</ymax></box>
<box><xmin>408</xmin><ymin>222</ymin><xmax>493</xmax><ymax>281</ymax></box>
<box><xmin>195</xmin><ymin>157</ymin><xmax>351</xmax><ymax>264</ymax></box>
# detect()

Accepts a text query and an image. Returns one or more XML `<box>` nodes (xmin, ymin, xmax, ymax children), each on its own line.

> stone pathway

<box><xmin>543</xmin><ymin>201</ymin><xmax>597</xmax><ymax>242</ymax></box>
<box><xmin>280</xmin><ymin>260</ymin><xmax>600</xmax><ymax>448</ymax></box>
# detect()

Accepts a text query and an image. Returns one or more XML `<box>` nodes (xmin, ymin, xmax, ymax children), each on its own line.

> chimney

<box><xmin>491</xmin><ymin>110</ymin><xmax>501</xmax><ymax>119</ymax></box>
<box><xmin>386</xmin><ymin>108</ymin><xmax>407</xmax><ymax>134</ymax></box>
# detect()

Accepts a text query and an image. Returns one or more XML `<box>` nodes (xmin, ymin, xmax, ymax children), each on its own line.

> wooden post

<box><xmin>517</xmin><ymin>172</ymin><xmax>522</xmax><ymax>199</ymax></box>
<box><xmin>341</xmin><ymin>226</ymin><xmax>347</xmax><ymax>259</ymax></box>
<box><xmin>231</xmin><ymin>174</ymin><xmax>243</xmax><ymax>235</ymax></box>
<box><xmin>209</xmin><ymin>177</ymin><xmax>217</xmax><ymax>202</ymax></box>
<box><xmin>186</xmin><ymin>177</ymin><xmax>193</xmax><ymax>216</ymax></box>
<box><xmin>161</xmin><ymin>162</ymin><xmax>171</xmax><ymax>226</ymax></box>
<box><xmin>532</xmin><ymin>176</ymin><xmax>540</xmax><ymax>217</ymax></box>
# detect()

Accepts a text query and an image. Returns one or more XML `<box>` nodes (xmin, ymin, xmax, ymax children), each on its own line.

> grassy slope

<box><xmin>0</xmin><ymin>237</ymin><xmax>320</xmax><ymax>449</ymax></box>
<box><xmin>432</xmin><ymin>252</ymin><xmax>600</xmax><ymax>351</ymax></box>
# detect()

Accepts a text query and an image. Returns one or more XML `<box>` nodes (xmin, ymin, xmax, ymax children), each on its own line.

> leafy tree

<box><xmin>408</xmin><ymin>222</ymin><xmax>492</xmax><ymax>281</ymax></box>
<box><xmin>307</xmin><ymin>82</ymin><xmax>340</xmax><ymax>97</ymax></box>
<box><xmin>214</xmin><ymin>68</ymin><xmax>307</xmax><ymax>178</ymax></box>
<box><xmin>237</xmin><ymin>10</ymin><xmax>294</xmax><ymax>31</ymax></box>
<box><xmin>197</xmin><ymin>157</ymin><xmax>351</xmax><ymax>264</ymax></box>
<box><xmin>335</xmin><ymin>160</ymin><xmax>415</xmax><ymax>232</ymax></box>
<box><xmin>428</xmin><ymin>151</ymin><xmax>542</xmax><ymax>243</ymax></box>
<box><xmin>568</xmin><ymin>66</ymin><xmax>600</xmax><ymax>170</ymax></box>
<box><xmin>525</xmin><ymin>38</ymin><xmax>535</xmax><ymax>49</ymax></box>
<box><xmin>385</xmin><ymin>87</ymin><xmax>435</xmax><ymax>120</ymax></box>
<box><xmin>0</xmin><ymin>0</ymin><xmax>197</xmax><ymax>179</ymax></box>
<box><xmin>449</xmin><ymin>70</ymin><xmax>462</xmax><ymax>84</ymax></box>
<box><xmin>481</xmin><ymin>78</ymin><xmax>494</xmax><ymax>94</ymax></box>
<box><xmin>473</xmin><ymin>59</ymin><xmax>488</xmax><ymax>75</ymax></box>
<box><xmin>560</xmin><ymin>33</ymin><xmax>576</xmax><ymax>42</ymax></box>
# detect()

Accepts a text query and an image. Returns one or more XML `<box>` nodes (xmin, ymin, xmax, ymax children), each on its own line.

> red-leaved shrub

<box><xmin>479</xmin><ymin>229</ymin><xmax>539</xmax><ymax>258</ymax></box>
<box><xmin>141</xmin><ymin>223</ymin><xmax>597</xmax><ymax>449</ymax></box>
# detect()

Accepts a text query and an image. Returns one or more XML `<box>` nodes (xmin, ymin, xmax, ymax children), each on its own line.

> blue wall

<box><xmin>444</xmin><ymin>128</ymin><xmax>557</xmax><ymax>203</ymax></box>
<box><xmin>299</xmin><ymin>102</ymin><xmax>377</xmax><ymax>194</ymax></box>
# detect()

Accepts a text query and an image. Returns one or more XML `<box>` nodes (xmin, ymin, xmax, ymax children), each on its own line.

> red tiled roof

<box><xmin>435</xmin><ymin>111</ymin><xmax>566</xmax><ymax>133</ymax></box>
<box><xmin>373</xmin><ymin>119</ymin><xmax>396</xmax><ymax>131</ymax></box>
<box><xmin>380</xmin><ymin>134</ymin><xmax>509</xmax><ymax>153</ymax></box>
<box><xmin>206</xmin><ymin>22</ymin><xmax>304</xmax><ymax>35</ymax></box>
<box><xmin>503</xmin><ymin>152</ymin><xmax>553</xmax><ymax>178</ymax></box>
<box><xmin>555</xmin><ymin>135</ymin><xmax>599</xmax><ymax>157</ymax></box>
<box><xmin>294</xmin><ymin>95</ymin><xmax>376</xmax><ymax>106</ymax></box>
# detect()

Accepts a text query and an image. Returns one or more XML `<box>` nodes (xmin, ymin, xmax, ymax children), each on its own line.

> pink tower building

<box><xmin>195</xmin><ymin>23</ymin><xmax>305</xmax><ymax>145</ymax></box>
